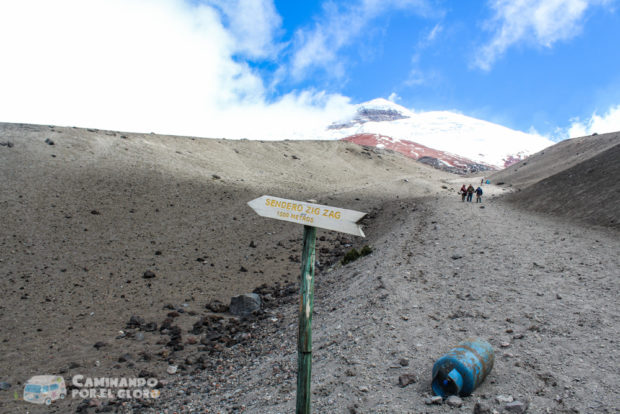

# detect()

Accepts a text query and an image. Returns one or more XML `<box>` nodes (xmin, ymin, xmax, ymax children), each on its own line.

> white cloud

<box><xmin>388</xmin><ymin>92</ymin><xmax>401</xmax><ymax>102</ymax></box>
<box><xmin>424</xmin><ymin>23</ymin><xmax>443</xmax><ymax>43</ymax></box>
<box><xmin>290</xmin><ymin>0</ymin><xmax>434</xmax><ymax>80</ymax></box>
<box><xmin>402</xmin><ymin>22</ymin><xmax>444</xmax><ymax>87</ymax></box>
<box><xmin>404</xmin><ymin>69</ymin><xmax>428</xmax><ymax>86</ymax></box>
<box><xmin>475</xmin><ymin>0</ymin><xmax>614</xmax><ymax>71</ymax></box>
<box><xmin>567</xmin><ymin>105</ymin><xmax>620</xmax><ymax>137</ymax></box>
<box><xmin>0</xmin><ymin>0</ymin><xmax>354</xmax><ymax>139</ymax></box>
<box><xmin>206</xmin><ymin>0</ymin><xmax>283</xmax><ymax>59</ymax></box>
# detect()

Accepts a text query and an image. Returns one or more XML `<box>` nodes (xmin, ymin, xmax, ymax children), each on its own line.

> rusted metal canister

<box><xmin>431</xmin><ymin>339</ymin><xmax>494</xmax><ymax>397</ymax></box>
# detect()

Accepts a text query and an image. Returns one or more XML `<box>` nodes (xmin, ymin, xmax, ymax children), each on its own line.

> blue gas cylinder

<box><xmin>431</xmin><ymin>339</ymin><xmax>494</xmax><ymax>397</ymax></box>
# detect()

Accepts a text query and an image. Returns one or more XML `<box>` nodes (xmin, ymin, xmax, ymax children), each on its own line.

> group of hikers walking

<box><xmin>460</xmin><ymin>183</ymin><xmax>483</xmax><ymax>203</ymax></box>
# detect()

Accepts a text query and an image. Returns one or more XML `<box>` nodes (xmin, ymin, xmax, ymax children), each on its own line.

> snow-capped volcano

<box><xmin>325</xmin><ymin>98</ymin><xmax>554</xmax><ymax>169</ymax></box>
<box><xmin>328</xmin><ymin>98</ymin><xmax>412</xmax><ymax>127</ymax></box>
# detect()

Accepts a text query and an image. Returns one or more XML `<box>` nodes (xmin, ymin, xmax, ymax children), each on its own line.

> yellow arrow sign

<box><xmin>247</xmin><ymin>195</ymin><xmax>366</xmax><ymax>237</ymax></box>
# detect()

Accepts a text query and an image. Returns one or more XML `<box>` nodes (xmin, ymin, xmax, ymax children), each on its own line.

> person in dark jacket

<box><xmin>475</xmin><ymin>186</ymin><xmax>483</xmax><ymax>203</ymax></box>
<box><xmin>466</xmin><ymin>184</ymin><xmax>475</xmax><ymax>202</ymax></box>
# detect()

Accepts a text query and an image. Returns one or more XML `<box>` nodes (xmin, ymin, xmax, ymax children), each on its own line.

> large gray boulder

<box><xmin>229</xmin><ymin>293</ymin><xmax>261</xmax><ymax>316</ymax></box>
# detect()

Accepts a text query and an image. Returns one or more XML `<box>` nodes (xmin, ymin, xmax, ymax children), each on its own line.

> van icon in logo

<box><xmin>23</xmin><ymin>375</ymin><xmax>66</xmax><ymax>405</ymax></box>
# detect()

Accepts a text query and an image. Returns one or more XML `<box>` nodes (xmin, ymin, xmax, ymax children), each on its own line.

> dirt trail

<box><xmin>142</xmin><ymin>191</ymin><xmax>619</xmax><ymax>413</ymax></box>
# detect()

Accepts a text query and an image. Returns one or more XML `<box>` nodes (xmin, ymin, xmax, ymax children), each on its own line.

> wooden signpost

<box><xmin>248</xmin><ymin>195</ymin><xmax>366</xmax><ymax>413</ymax></box>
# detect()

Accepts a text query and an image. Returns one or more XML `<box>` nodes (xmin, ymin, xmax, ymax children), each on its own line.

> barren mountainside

<box><xmin>0</xmin><ymin>122</ymin><xmax>618</xmax><ymax>413</ymax></box>
<box><xmin>490</xmin><ymin>131</ymin><xmax>620</xmax><ymax>230</ymax></box>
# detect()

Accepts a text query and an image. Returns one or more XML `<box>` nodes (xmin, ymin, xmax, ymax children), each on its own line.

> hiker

<box><xmin>460</xmin><ymin>184</ymin><xmax>467</xmax><ymax>202</ymax></box>
<box><xmin>466</xmin><ymin>184</ymin><xmax>475</xmax><ymax>202</ymax></box>
<box><xmin>480</xmin><ymin>178</ymin><xmax>484</xmax><ymax>185</ymax></box>
<box><xmin>475</xmin><ymin>186</ymin><xmax>483</xmax><ymax>203</ymax></box>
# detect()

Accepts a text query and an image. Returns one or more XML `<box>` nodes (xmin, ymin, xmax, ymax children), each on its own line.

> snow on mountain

<box><xmin>326</xmin><ymin>98</ymin><xmax>554</xmax><ymax>169</ymax></box>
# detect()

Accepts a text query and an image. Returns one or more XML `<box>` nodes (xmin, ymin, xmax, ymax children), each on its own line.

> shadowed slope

<box><xmin>504</xmin><ymin>143</ymin><xmax>620</xmax><ymax>229</ymax></box>
<box><xmin>489</xmin><ymin>131</ymin><xmax>619</xmax><ymax>189</ymax></box>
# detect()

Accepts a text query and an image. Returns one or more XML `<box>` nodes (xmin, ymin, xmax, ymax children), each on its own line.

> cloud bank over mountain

<box><xmin>0</xmin><ymin>0</ymin><xmax>618</xmax><ymax>141</ymax></box>
<box><xmin>0</xmin><ymin>0</ymin><xmax>354</xmax><ymax>139</ymax></box>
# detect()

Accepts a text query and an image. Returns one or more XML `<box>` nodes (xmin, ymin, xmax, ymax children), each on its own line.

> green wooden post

<box><xmin>296</xmin><ymin>225</ymin><xmax>316</xmax><ymax>414</ymax></box>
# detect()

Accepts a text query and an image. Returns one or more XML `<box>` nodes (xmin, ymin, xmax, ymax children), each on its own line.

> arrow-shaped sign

<box><xmin>247</xmin><ymin>195</ymin><xmax>366</xmax><ymax>237</ymax></box>
<box><xmin>247</xmin><ymin>194</ymin><xmax>367</xmax><ymax>414</ymax></box>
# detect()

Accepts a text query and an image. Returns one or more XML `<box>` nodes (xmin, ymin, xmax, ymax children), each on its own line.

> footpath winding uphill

<box><xmin>143</xmin><ymin>187</ymin><xmax>619</xmax><ymax>414</ymax></box>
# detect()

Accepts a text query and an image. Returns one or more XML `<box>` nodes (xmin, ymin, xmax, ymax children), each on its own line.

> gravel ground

<box><xmin>1</xmin><ymin>124</ymin><xmax>618</xmax><ymax>413</ymax></box>
<box><xmin>125</xmin><ymin>192</ymin><xmax>619</xmax><ymax>414</ymax></box>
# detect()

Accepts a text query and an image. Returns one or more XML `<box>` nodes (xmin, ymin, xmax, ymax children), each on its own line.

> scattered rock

<box><xmin>358</xmin><ymin>385</ymin><xmax>369</xmax><ymax>393</ymax></box>
<box><xmin>446</xmin><ymin>395</ymin><xmax>463</xmax><ymax>407</ymax></box>
<box><xmin>127</xmin><ymin>315</ymin><xmax>145</xmax><ymax>328</ymax></box>
<box><xmin>505</xmin><ymin>400</ymin><xmax>528</xmax><ymax>413</ymax></box>
<box><xmin>398</xmin><ymin>373</ymin><xmax>417</xmax><ymax>387</ymax></box>
<box><xmin>473</xmin><ymin>401</ymin><xmax>493</xmax><ymax>414</ymax></box>
<box><xmin>496</xmin><ymin>395</ymin><xmax>514</xmax><ymax>403</ymax></box>
<box><xmin>206</xmin><ymin>300</ymin><xmax>228</xmax><ymax>313</ymax></box>
<box><xmin>212</xmin><ymin>174</ymin><xmax>221</xmax><ymax>179</ymax></box>
<box><xmin>93</xmin><ymin>341</ymin><xmax>107</xmax><ymax>350</ymax></box>
<box><xmin>166</xmin><ymin>365</ymin><xmax>178</xmax><ymax>375</ymax></box>
<box><xmin>249</xmin><ymin>240</ymin><xmax>257</xmax><ymax>248</ymax></box>
<box><xmin>118</xmin><ymin>353</ymin><xmax>132</xmax><ymax>363</ymax></box>
<box><xmin>398</xmin><ymin>358</ymin><xmax>409</xmax><ymax>366</ymax></box>
<box><xmin>142</xmin><ymin>322</ymin><xmax>157</xmax><ymax>332</ymax></box>
<box><xmin>229</xmin><ymin>293</ymin><xmax>261</xmax><ymax>316</ymax></box>
<box><xmin>143</xmin><ymin>270</ymin><xmax>156</xmax><ymax>279</ymax></box>
<box><xmin>451</xmin><ymin>254</ymin><xmax>463</xmax><ymax>260</ymax></box>
<box><xmin>239</xmin><ymin>266</ymin><xmax>248</xmax><ymax>272</ymax></box>
<box><xmin>90</xmin><ymin>210</ymin><xmax>101</xmax><ymax>215</ymax></box>
<box><xmin>0</xmin><ymin>142</ymin><xmax>14</xmax><ymax>148</ymax></box>
<box><xmin>44</xmin><ymin>138</ymin><xmax>55</xmax><ymax>145</ymax></box>
<box><xmin>425</xmin><ymin>396</ymin><xmax>443</xmax><ymax>405</ymax></box>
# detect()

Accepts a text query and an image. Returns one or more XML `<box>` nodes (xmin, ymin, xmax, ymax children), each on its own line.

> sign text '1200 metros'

<box><xmin>247</xmin><ymin>195</ymin><xmax>366</xmax><ymax>237</ymax></box>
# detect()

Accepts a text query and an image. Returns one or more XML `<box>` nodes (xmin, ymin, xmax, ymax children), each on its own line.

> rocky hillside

<box><xmin>342</xmin><ymin>133</ymin><xmax>495</xmax><ymax>174</ymax></box>
<box><xmin>0</xmin><ymin>121</ymin><xmax>450</xmax><ymax>413</ymax></box>
<box><xmin>0</xmin><ymin>122</ymin><xmax>617</xmax><ymax>413</ymax></box>
<box><xmin>490</xmin><ymin>131</ymin><xmax>620</xmax><ymax>229</ymax></box>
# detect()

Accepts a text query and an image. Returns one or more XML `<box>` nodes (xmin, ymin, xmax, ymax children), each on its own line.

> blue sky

<box><xmin>1</xmin><ymin>0</ymin><xmax>619</xmax><ymax>140</ymax></box>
